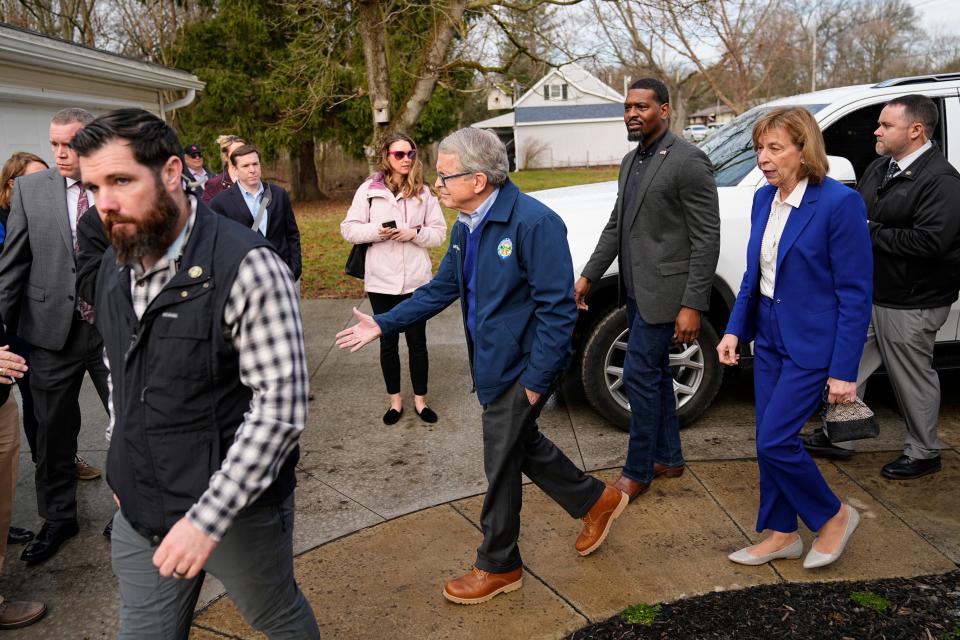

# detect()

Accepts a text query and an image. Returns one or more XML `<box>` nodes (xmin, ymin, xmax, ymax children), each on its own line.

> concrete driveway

<box><xmin>1</xmin><ymin>299</ymin><xmax>958</xmax><ymax>639</ymax></box>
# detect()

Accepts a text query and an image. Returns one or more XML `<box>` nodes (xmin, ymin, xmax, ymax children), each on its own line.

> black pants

<box><xmin>368</xmin><ymin>292</ymin><xmax>428</xmax><ymax>396</ymax></box>
<box><xmin>30</xmin><ymin>317</ymin><xmax>109</xmax><ymax>523</ymax></box>
<box><xmin>476</xmin><ymin>380</ymin><xmax>605</xmax><ymax>573</ymax></box>
<box><xmin>7</xmin><ymin>334</ymin><xmax>38</xmax><ymax>461</ymax></box>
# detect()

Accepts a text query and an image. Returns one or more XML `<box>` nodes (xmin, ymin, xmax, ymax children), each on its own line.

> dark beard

<box><xmin>105</xmin><ymin>180</ymin><xmax>182</xmax><ymax>266</ymax></box>
<box><xmin>627</xmin><ymin>129</ymin><xmax>643</xmax><ymax>143</ymax></box>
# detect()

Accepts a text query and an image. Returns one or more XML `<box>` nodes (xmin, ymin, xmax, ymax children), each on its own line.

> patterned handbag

<box><xmin>820</xmin><ymin>394</ymin><xmax>880</xmax><ymax>443</ymax></box>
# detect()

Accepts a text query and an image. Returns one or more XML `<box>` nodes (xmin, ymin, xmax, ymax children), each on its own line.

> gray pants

<box><xmin>830</xmin><ymin>305</ymin><xmax>949</xmax><ymax>458</ymax></box>
<box><xmin>111</xmin><ymin>494</ymin><xmax>319</xmax><ymax>639</ymax></box>
<box><xmin>476</xmin><ymin>380</ymin><xmax>605</xmax><ymax>573</ymax></box>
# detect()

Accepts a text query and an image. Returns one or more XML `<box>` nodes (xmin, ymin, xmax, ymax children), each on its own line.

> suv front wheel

<box><xmin>580</xmin><ymin>305</ymin><xmax>723</xmax><ymax>430</ymax></box>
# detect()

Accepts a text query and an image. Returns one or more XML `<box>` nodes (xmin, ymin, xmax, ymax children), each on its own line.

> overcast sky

<box><xmin>910</xmin><ymin>0</ymin><xmax>960</xmax><ymax>38</ymax></box>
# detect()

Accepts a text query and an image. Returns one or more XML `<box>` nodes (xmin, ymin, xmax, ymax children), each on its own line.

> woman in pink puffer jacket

<box><xmin>341</xmin><ymin>133</ymin><xmax>447</xmax><ymax>425</ymax></box>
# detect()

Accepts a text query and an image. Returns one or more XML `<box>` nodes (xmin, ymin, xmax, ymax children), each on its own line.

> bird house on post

<box><xmin>373</xmin><ymin>98</ymin><xmax>390</xmax><ymax>124</ymax></box>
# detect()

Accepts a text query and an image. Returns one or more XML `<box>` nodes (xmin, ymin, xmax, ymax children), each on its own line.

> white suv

<box><xmin>531</xmin><ymin>73</ymin><xmax>960</xmax><ymax>430</ymax></box>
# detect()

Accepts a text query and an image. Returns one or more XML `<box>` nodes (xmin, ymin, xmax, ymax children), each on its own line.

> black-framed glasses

<box><xmin>387</xmin><ymin>149</ymin><xmax>417</xmax><ymax>161</ymax></box>
<box><xmin>187</xmin><ymin>152</ymin><xmax>202</xmax><ymax>158</ymax></box>
<box><xmin>436</xmin><ymin>171</ymin><xmax>473</xmax><ymax>187</ymax></box>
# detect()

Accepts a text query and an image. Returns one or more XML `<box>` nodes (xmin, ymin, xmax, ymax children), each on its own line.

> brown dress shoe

<box><xmin>442</xmin><ymin>566</ymin><xmax>523</xmax><ymax>605</ymax></box>
<box><xmin>612</xmin><ymin>475</ymin><xmax>650</xmax><ymax>503</ymax></box>
<box><xmin>653</xmin><ymin>463</ymin><xmax>685</xmax><ymax>479</ymax></box>
<box><xmin>575</xmin><ymin>484</ymin><xmax>628</xmax><ymax>556</ymax></box>
<box><xmin>75</xmin><ymin>455</ymin><xmax>102</xmax><ymax>481</ymax></box>
<box><xmin>0</xmin><ymin>597</ymin><xmax>46</xmax><ymax>629</ymax></box>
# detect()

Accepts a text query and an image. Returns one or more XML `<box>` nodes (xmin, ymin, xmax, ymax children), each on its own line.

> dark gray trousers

<box><xmin>111</xmin><ymin>494</ymin><xmax>319</xmax><ymax>639</ymax></box>
<box><xmin>476</xmin><ymin>380</ymin><xmax>604</xmax><ymax>573</ymax></box>
<box><xmin>29</xmin><ymin>316</ymin><xmax>109</xmax><ymax>522</ymax></box>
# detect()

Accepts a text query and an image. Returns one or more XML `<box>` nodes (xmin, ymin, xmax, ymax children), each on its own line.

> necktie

<box><xmin>882</xmin><ymin>160</ymin><xmax>900</xmax><ymax>187</ymax></box>
<box><xmin>74</xmin><ymin>184</ymin><xmax>96</xmax><ymax>323</ymax></box>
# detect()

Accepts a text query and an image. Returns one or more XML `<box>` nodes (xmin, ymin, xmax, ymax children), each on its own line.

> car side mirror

<box><xmin>826</xmin><ymin>155</ymin><xmax>857</xmax><ymax>186</ymax></box>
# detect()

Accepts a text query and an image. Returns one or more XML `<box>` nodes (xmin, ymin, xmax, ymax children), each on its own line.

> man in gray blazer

<box><xmin>0</xmin><ymin>108</ymin><xmax>110</xmax><ymax>564</ymax></box>
<box><xmin>575</xmin><ymin>78</ymin><xmax>720</xmax><ymax>502</ymax></box>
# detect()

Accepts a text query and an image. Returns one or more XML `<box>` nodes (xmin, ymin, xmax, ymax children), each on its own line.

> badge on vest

<box><xmin>497</xmin><ymin>237</ymin><xmax>513</xmax><ymax>260</ymax></box>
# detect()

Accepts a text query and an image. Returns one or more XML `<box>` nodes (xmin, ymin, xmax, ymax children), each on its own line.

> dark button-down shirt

<box><xmin>621</xmin><ymin>131</ymin><xmax>666</xmax><ymax>298</ymax></box>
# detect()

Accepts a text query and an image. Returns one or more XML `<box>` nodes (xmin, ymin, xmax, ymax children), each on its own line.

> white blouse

<box><xmin>759</xmin><ymin>178</ymin><xmax>808</xmax><ymax>298</ymax></box>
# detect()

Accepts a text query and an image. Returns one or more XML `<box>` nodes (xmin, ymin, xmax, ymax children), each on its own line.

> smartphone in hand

<box><xmin>381</xmin><ymin>220</ymin><xmax>397</xmax><ymax>229</ymax></box>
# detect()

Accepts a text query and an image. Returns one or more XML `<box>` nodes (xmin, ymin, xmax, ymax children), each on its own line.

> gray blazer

<box><xmin>581</xmin><ymin>130</ymin><xmax>721</xmax><ymax>324</ymax></box>
<box><xmin>0</xmin><ymin>167</ymin><xmax>80</xmax><ymax>350</ymax></box>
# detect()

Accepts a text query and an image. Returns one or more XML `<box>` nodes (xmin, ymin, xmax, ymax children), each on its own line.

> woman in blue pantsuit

<box><xmin>717</xmin><ymin>107</ymin><xmax>873</xmax><ymax>569</ymax></box>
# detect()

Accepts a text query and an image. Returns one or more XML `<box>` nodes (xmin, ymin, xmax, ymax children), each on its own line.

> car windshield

<box><xmin>700</xmin><ymin>104</ymin><xmax>827</xmax><ymax>186</ymax></box>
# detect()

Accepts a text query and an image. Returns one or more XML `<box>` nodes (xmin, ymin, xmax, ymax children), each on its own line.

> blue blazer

<box><xmin>725</xmin><ymin>177</ymin><xmax>873</xmax><ymax>381</ymax></box>
<box><xmin>375</xmin><ymin>179</ymin><xmax>577</xmax><ymax>404</ymax></box>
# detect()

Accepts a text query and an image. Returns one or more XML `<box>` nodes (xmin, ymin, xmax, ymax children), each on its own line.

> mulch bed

<box><xmin>567</xmin><ymin>571</ymin><xmax>960</xmax><ymax>640</ymax></box>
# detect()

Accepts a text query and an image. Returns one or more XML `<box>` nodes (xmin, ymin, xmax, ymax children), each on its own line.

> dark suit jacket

<box><xmin>0</xmin><ymin>168</ymin><xmax>81</xmax><ymax>349</ymax></box>
<box><xmin>76</xmin><ymin>206</ymin><xmax>109</xmax><ymax>308</ymax></box>
<box><xmin>581</xmin><ymin>130</ymin><xmax>721</xmax><ymax>324</ymax></box>
<box><xmin>209</xmin><ymin>182</ymin><xmax>302</xmax><ymax>280</ymax></box>
<box><xmin>724</xmin><ymin>178</ymin><xmax>873</xmax><ymax>381</ymax></box>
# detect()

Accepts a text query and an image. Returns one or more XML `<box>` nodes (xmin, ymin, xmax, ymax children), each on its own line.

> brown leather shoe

<box><xmin>0</xmin><ymin>597</ymin><xmax>46</xmax><ymax>629</ymax></box>
<box><xmin>653</xmin><ymin>463</ymin><xmax>685</xmax><ymax>479</ymax></box>
<box><xmin>75</xmin><ymin>455</ymin><xmax>101</xmax><ymax>481</ymax></box>
<box><xmin>612</xmin><ymin>475</ymin><xmax>650</xmax><ymax>503</ymax></box>
<box><xmin>442</xmin><ymin>566</ymin><xmax>523</xmax><ymax>605</ymax></box>
<box><xmin>576</xmin><ymin>484</ymin><xmax>628</xmax><ymax>556</ymax></box>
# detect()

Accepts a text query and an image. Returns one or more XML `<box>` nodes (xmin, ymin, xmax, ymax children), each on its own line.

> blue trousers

<box><xmin>622</xmin><ymin>299</ymin><xmax>684</xmax><ymax>483</ymax></box>
<box><xmin>754</xmin><ymin>297</ymin><xmax>841</xmax><ymax>533</ymax></box>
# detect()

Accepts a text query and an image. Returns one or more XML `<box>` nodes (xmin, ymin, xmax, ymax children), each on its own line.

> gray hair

<box><xmin>438</xmin><ymin>128</ymin><xmax>508</xmax><ymax>187</ymax></box>
<box><xmin>51</xmin><ymin>108</ymin><xmax>94</xmax><ymax>126</ymax></box>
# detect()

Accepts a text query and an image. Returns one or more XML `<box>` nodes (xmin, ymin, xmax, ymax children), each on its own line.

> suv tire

<box><xmin>580</xmin><ymin>305</ymin><xmax>724</xmax><ymax>431</ymax></box>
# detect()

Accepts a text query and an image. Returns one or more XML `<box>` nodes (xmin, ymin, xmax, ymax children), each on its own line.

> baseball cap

<box><xmin>185</xmin><ymin>144</ymin><xmax>203</xmax><ymax>156</ymax></box>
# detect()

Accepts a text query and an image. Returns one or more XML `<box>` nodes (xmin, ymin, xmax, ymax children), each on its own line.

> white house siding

<box><xmin>515</xmin><ymin>120</ymin><xmax>631</xmax><ymax>169</ymax></box>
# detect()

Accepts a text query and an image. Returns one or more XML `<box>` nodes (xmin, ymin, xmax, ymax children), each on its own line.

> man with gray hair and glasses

<box><xmin>337</xmin><ymin>127</ymin><xmax>628</xmax><ymax>605</ymax></box>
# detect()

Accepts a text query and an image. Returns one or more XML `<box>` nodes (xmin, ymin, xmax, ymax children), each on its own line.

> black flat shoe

<box><xmin>415</xmin><ymin>406</ymin><xmax>438</xmax><ymax>423</ymax></box>
<box><xmin>7</xmin><ymin>526</ymin><xmax>35</xmax><ymax>545</ymax></box>
<box><xmin>801</xmin><ymin>428</ymin><xmax>855</xmax><ymax>460</ymax></box>
<box><xmin>383</xmin><ymin>408</ymin><xmax>403</xmax><ymax>425</ymax></box>
<box><xmin>20</xmin><ymin>520</ymin><xmax>79</xmax><ymax>565</ymax></box>
<box><xmin>881</xmin><ymin>454</ymin><xmax>941</xmax><ymax>480</ymax></box>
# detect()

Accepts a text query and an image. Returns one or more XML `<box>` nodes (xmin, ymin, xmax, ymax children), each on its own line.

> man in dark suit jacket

<box><xmin>575</xmin><ymin>78</ymin><xmax>721</xmax><ymax>502</ymax></box>
<box><xmin>0</xmin><ymin>108</ymin><xmax>110</xmax><ymax>564</ymax></box>
<box><xmin>209</xmin><ymin>145</ymin><xmax>302</xmax><ymax>281</ymax></box>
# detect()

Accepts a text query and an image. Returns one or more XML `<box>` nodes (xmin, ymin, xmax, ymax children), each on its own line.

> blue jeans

<box><xmin>622</xmin><ymin>299</ymin><xmax>684</xmax><ymax>483</ymax></box>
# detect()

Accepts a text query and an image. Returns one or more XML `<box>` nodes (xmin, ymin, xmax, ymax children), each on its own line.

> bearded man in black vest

<box><xmin>72</xmin><ymin>109</ymin><xmax>319</xmax><ymax>639</ymax></box>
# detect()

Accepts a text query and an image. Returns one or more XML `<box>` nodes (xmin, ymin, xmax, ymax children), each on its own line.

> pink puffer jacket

<box><xmin>341</xmin><ymin>175</ymin><xmax>447</xmax><ymax>295</ymax></box>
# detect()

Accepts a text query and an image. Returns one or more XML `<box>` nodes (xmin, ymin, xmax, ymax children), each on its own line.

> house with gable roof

<box><xmin>471</xmin><ymin>63</ymin><xmax>629</xmax><ymax>170</ymax></box>
<box><xmin>0</xmin><ymin>23</ymin><xmax>203</xmax><ymax>167</ymax></box>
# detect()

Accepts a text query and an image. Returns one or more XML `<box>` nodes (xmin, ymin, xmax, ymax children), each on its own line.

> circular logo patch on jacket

<box><xmin>497</xmin><ymin>237</ymin><xmax>513</xmax><ymax>259</ymax></box>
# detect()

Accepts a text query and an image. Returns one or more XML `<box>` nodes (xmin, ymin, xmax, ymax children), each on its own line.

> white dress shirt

<box><xmin>759</xmin><ymin>178</ymin><xmax>808</xmax><ymax>298</ymax></box>
<box><xmin>65</xmin><ymin>177</ymin><xmax>95</xmax><ymax>247</ymax></box>
<box><xmin>891</xmin><ymin>140</ymin><xmax>932</xmax><ymax>174</ymax></box>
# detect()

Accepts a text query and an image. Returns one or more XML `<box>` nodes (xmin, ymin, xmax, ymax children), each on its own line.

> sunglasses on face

<box><xmin>387</xmin><ymin>149</ymin><xmax>417</xmax><ymax>161</ymax></box>
<box><xmin>187</xmin><ymin>153</ymin><xmax>202</xmax><ymax>158</ymax></box>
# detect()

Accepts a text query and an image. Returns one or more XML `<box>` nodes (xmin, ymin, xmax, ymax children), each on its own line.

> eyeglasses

<box><xmin>435</xmin><ymin>171</ymin><xmax>473</xmax><ymax>187</ymax></box>
<box><xmin>187</xmin><ymin>153</ymin><xmax>202</xmax><ymax>158</ymax></box>
<box><xmin>387</xmin><ymin>150</ymin><xmax>417</xmax><ymax>161</ymax></box>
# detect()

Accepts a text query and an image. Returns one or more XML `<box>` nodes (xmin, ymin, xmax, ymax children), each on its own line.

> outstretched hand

<box><xmin>335</xmin><ymin>307</ymin><xmax>383</xmax><ymax>352</ymax></box>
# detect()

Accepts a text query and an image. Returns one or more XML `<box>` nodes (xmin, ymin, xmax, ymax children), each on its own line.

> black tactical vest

<box><xmin>95</xmin><ymin>205</ymin><xmax>298</xmax><ymax>541</ymax></box>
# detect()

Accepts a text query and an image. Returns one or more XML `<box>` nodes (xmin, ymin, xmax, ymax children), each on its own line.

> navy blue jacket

<box><xmin>375</xmin><ymin>179</ymin><xmax>577</xmax><ymax>404</ymax></box>
<box><xmin>725</xmin><ymin>177</ymin><xmax>873</xmax><ymax>381</ymax></box>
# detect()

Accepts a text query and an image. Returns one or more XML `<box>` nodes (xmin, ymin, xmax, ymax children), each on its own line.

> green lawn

<box><xmin>299</xmin><ymin>166</ymin><xmax>619</xmax><ymax>298</ymax></box>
